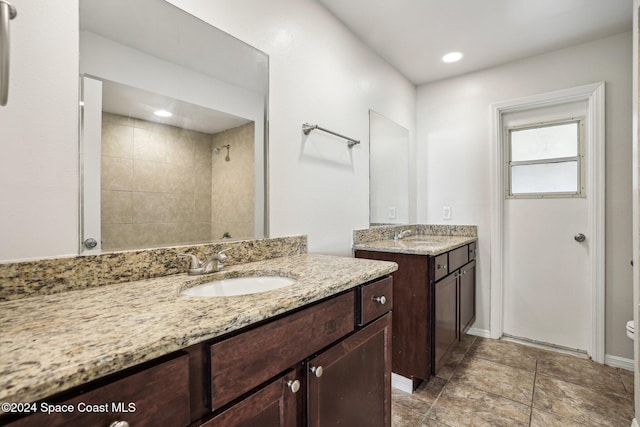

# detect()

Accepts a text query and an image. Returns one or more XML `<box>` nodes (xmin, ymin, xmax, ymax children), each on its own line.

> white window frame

<box><xmin>505</xmin><ymin>118</ymin><xmax>585</xmax><ymax>199</ymax></box>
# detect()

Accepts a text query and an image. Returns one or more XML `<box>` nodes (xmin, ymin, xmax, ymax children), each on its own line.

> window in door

<box><xmin>505</xmin><ymin>119</ymin><xmax>584</xmax><ymax>198</ymax></box>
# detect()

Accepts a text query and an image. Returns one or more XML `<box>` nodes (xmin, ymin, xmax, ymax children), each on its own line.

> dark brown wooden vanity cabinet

<box><xmin>459</xmin><ymin>260</ymin><xmax>476</xmax><ymax>336</ymax></box>
<box><xmin>432</xmin><ymin>246</ymin><xmax>477</xmax><ymax>373</ymax></box>
<box><xmin>205</xmin><ymin>276</ymin><xmax>393</xmax><ymax>427</ymax></box>
<box><xmin>433</xmin><ymin>271</ymin><xmax>458</xmax><ymax>373</ymax></box>
<box><xmin>355</xmin><ymin>251</ymin><xmax>432</xmax><ymax>386</ymax></box>
<box><xmin>356</xmin><ymin>242</ymin><xmax>476</xmax><ymax>385</ymax></box>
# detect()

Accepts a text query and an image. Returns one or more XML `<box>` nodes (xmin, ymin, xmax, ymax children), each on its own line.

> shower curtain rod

<box><xmin>302</xmin><ymin>123</ymin><xmax>360</xmax><ymax>148</ymax></box>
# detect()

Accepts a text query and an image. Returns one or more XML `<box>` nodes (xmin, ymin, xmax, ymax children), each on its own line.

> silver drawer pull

<box><xmin>287</xmin><ymin>379</ymin><xmax>301</xmax><ymax>393</ymax></box>
<box><xmin>310</xmin><ymin>365</ymin><xmax>323</xmax><ymax>378</ymax></box>
<box><xmin>437</xmin><ymin>263</ymin><xmax>447</xmax><ymax>270</ymax></box>
<box><xmin>372</xmin><ymin>295</ymin><xmax>387</xmax><ymax>305</ymax></box>
<box><xmin>110</xmin><ymin>422</ymin><xmax>130</xmax><ymax>427</ymax></box>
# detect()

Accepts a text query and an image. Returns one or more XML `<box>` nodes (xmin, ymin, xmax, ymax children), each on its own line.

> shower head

<box><xmin>214</xmin><ymin>144</ymin><xmax>231</xmax><ymax>161</ymax></box>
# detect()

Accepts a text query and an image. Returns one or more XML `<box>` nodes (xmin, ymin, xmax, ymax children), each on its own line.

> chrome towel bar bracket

<box><xmin>302</xmin><ymin>123</ymin><xmax>360</xmax><ymax>148</ymax></box>
<box><xmin>0</xmin><ymin>0</ymin><xmax>17</xmax><ymax>106</ymax></box>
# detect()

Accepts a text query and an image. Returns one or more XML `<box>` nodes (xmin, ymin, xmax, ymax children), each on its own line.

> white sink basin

<box><xmin>181</xmin><ymin>276</ymin><xmax>296</xmax><ymax>297</ymax></box>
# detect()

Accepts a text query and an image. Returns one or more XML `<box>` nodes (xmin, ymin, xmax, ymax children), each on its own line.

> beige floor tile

<box><xmin>452</xmin><ymin>356</ymin><xmax>535</xmax><ymax>405</ymax></box>
<box><xmin>618</xmin><ymin>368</ymin><xmax>635</xmax><ymax>395</ymax></box>
<box><xmin>391</xmin><ymin>337</ymin><xmax>634</xmax><ymax>427</ymax></box>
<box><xmin>533</xmin><ymin>374</ymin><xmax>634</xmax><ymax>427</ymax></box>
<box><xmin>427</xmin><ymin>379</ymin><xmax>531</xmax><ymax>427</ymax></box>
<box><xmin>435</xmin><ymin>342</ymin><xmax>471</xmax><ymax>380</ymax></box>
<box><xmin>536</xmin><ymin>349</ymin><xmax>628</xmax><ymax>398</ymax></box>
<box><xmin>529</xmin><ymin>409</ymin><xmax>584</xmax><ymax>427</ymax></box>
<box><xmin>467</xmin><ymin>337</ymin><xmax>538</xmax><ymax>372</ymax></box>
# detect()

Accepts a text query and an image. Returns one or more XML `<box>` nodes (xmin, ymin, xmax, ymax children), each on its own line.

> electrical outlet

<box><xmin>443</xmin><ymin>206</ymin><xmax>452</xmax><ymax>220</ymax></box>
<box><xmin>388</xmin><ymin>207</ymin><xmax>397</xmax><ymax>219</ymax></box>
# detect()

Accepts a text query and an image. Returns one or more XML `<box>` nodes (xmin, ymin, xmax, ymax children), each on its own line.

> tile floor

<box><xmin>392</xmin><ymin>335</ymin><xmax>635</xmax><ymax>427</ymax></box>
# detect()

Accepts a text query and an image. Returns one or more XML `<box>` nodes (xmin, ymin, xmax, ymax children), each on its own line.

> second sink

<box><xmin>181</xmin><ymin>276</ymin><xmax>296</xmax><ymax>297</ymax></box>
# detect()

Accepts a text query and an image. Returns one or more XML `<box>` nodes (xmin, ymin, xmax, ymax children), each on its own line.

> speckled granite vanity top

<box><xmin>0</xmin><ymin>254</ymin><xmax>396</xmax><ymax>404</ymax></box>
<box><xmin>353</xmin><ymin>234</ymin><xmax>477</xmax><ymax>255</ymax></box>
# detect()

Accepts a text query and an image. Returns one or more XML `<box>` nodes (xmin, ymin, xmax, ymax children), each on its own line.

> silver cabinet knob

<box><xmin>310</xmin><ymin>365</ymin><xmax>323</xmax><ymax>377</ymax></box>
<box><xmin>372</xmin><ymin>295</ymin><xmax>387</xmax><ymax>305</ymax></box>
<box><xmin>110</xmin><ymin>422</ymin><xmax>130</xmax><ymax>427</ymax></box>
<box><xmin>437</xmin><ymin>263</ymin><xmax>447</xmax><ymax>269</ymax></box>
<box><xmin>574</xmin><ymin>233</ymin><xmax>586</xmax><ymax>242</ymax></box>
<box><xmin>287</xmin><ymin>379</ymin><xmax>300</xmax><ymax>393</ymax></box>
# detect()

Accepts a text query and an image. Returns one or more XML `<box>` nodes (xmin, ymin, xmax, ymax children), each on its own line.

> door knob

<box><xmin>574</xmin><ymin>233</ymin><xmax>586</xmax><ymax>242</ymax></box>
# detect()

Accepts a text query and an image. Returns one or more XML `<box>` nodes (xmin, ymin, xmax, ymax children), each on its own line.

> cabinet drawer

<box><xmin>448</xmin><ymin>245</ymin><xmax>469</xmax><ymax>271</ymax></box>
<box><xmin>7</xmin><ymin>354</ymin><xmax>190</xmax><ymax>427</ymax></box>
<box><xmin>434</xmin><ymin>253</ymin><xmax>449</xmax><ymax>281</ymax></box>
<box><xmin>468</xmin><ymin>242</ymin><xmax>477</xmax><ymax>260</ymax></box>
<box><xmin>211</xmin><ymin>291</ymin><xmax>355</xmax><ymax>409</ymax></box>
<box><xmin>359</xmin><ymin>276</ymin><xmax>393</xmax><ymax>325</ymax></box>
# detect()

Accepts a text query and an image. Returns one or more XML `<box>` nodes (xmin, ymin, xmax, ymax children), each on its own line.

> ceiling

<box><xmin>100</xmin><ymin>80</ymin><xmax>251</xmax><ymax>134</ymax></box>
<box><xmin>316</xmin><ymin>0</ymin><xmax>633</xmax><ymax>85</ymax></box>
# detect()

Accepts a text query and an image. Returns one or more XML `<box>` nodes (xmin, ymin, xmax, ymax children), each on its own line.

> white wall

<box><xmin>417</xmin><ymin>32</ymin><xmax>633</xmax><ymax>359</ymax></box>
<box><xmin>0</xmin><ymin>0</ymin><xmax>416</xmax><ymax>261</ymax></box>
<box><xmin>167</xmin><ymin>0</ymin><xmax>417</xmax><ymax>256</ymax></box>
<box><xmin>0</xmin><ymin>0</ymin><xmax>79</xmax><ymax>260</ymax></box>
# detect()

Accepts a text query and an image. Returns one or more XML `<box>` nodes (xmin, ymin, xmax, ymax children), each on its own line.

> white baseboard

<box><xmin>605</xmin><ymin>354</ymin><xmax>634</xmax><ymax>371</ymax></box>
<box><xmin>391</xmin><ymin>373</ymin><xmax>413</xmax><ymax>394</ymax></box>
<box><xmin>631</xmin><ymin>417</ymin><xmax>638</xmax><ymax>427</ymax></box>
<box><xmin>467</xmin><ymin>327</ymin><xmax>490</xmax><ymax>338</ymax></box>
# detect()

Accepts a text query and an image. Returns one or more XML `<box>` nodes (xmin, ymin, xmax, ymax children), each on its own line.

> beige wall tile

<box><xmin>102</xmin><ymin>122</ymin><xmax>134</xmax><ymax>158</ymax></box>
<box><xmin>102</xmin><ymin>156</ymin><xmax>133</xmax><ymax>191</ymax></box>
<box><xmin>133</xmin><ymin>159</ymin><xmax>167</xmax><ymax>192</ymax></box>
<box><xmin>195</xmin><ymin>197</ymin><xmax>212</xmax><ymax>223</ymax></box>
<box><xmin>103</xmin><ymin>112</ymin><xmax>133</xmax><ymax>127</ymax></box>
<box><xmin>166</xmin><ymin>163</ymin><xmax>196</xmax><ymax>193</ymax></box>
<box><xmin>101</xmin><ymin>190</ymin><xmax>133</xmax><ymax>224</ymax></box>
<box><xmin>132</xmin><ymin>192</ymin><xmax>166</xmax><ymax>224</ymax></box>
<box><xmin>165</xmin><ymin>193</ymin><xmax>195</xmax><ymax>223</ymax></box>
<box><xmin>101</xmin><ymin>223</ymin><xmax>134</xmax><ymax>251</ymax></box>
<box><xmin>134</xmin><ymin>127</ymin><xmax>167</xmax><ymax>162</ymax></box>
<box><xmin>98</xmin><ymin>116</ymin><xmax>226</xmax><ymax>249</ymax></box>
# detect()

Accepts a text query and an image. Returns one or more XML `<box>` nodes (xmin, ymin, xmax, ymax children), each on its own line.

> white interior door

<box><xmin>502</xmin><ymin>101</ymin><xmax>592</xmax><ymax>354</ymax></box>
<box><xmin>504</xmin><ymin>198</ymin><xmax>590</xmax><ymax>351</ymax></box>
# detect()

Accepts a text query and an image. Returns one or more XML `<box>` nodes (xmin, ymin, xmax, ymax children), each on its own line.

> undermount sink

<box><xmin>181</xmin><ymin>276</ymin><xmax>296</xmax><ymax>297</ymax></box>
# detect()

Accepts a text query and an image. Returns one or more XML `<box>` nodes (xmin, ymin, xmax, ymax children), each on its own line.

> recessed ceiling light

<box><xmin>442</xmin><ymin>52</ymin><xmax>463</xmax><ymax>63</ymax></box>
<box><xmin>154</xmin><ymin>110</ymin><xmax>172</xmax><ymax>117</ymax></box>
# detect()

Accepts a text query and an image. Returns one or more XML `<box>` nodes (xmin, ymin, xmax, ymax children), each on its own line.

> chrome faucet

<box><xmin>178</xmin><ymin>250</ymin><xmax>228</xmax><ymax>275</ymax></box>
<box><xmin>393</xmin><ymin>229</ymin><xmax>412</xmax><ymax>240</ymax></box>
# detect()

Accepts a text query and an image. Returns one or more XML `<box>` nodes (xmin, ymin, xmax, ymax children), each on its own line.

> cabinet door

<box><xmin>459</xmin><ymin>261</ymin><xmax>476</xmax><ymax>336</ymax></box>
<box><xmin>307</xmin><ymin>314</ymin><xmax>391</xmax><ymax>427</ymax></box>
<box><xmin>203</xmin><ymin>369</ymin><xmax>302</xmax><ymax>427</ymax></box>
<box><xmin>433</xmin><ymin>273</ymin><xmax>457</xmax><ymax>374</ymax></box>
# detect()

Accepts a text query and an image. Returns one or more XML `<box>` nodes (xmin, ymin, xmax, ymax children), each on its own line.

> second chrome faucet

<box><xmin>178</xmin><ymin>250</ymin><xmax>228</xmax><ymax>275</ymax></box>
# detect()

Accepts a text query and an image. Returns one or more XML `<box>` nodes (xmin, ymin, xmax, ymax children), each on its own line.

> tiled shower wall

<box><xmin>101</xmin><ymin>113</ymin><xmax>214</xmax><ymax>250</ymax></box>
<box><xmin>211</xmin><ymin>122</ymin><xmax>255</xmax><ymax>240</ymax></box>
<box><xmin>100</xmin><ymin>114</ymin><xmax>256</xmax><ymax>251</ymax></box>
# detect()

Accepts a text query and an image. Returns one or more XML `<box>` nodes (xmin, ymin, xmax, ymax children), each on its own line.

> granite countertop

<box><xmin>0</xmin><ymin>254</ymin><xmax>397</xmax><ymax>405</ymax></box>
<box><xmin>353</xmin><ymin>234</ymin><xmax>477</xmax><ymax>256</ymax></box>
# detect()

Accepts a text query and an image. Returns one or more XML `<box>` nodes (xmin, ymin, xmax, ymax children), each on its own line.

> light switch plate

<box><xmin>443</xmin><ymin>206</ymin><xmax>451</xmax><ymax>220</ymax></box>
<box><xmin>388</xmin><ymin>207</ymin><xmax>397</xmax><ymax>219</ymax></box>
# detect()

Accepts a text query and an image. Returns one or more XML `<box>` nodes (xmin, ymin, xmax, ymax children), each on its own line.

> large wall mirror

<box><xmin>369</xmin><ymin>110</ymin><xmax>409</xmax><ymax>226</ymax></box>
<box><xmin>79</xmin><ymin>0</ymin><xmax>268</xmax><ymax>254</ymax></box>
